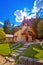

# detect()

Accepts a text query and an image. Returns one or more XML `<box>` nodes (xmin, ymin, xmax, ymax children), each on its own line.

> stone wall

<box><xmin>19</xmin><ymin>56</ymin><xmax>43</xmax><ymax>65</ymax></box>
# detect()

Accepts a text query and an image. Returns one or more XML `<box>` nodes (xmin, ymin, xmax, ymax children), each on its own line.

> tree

<box><xmin>30</xmin><ymin>18</ymin><xmax>36</xmax><ymax>31</ymax></box>
<box><xmin>0</xmin><ymin>28</ymin><xmax>5</xmax><ymax>42</ymax></box>
<box><xmin>11</xmin><ymin>26</ymin><xmax>19</xmax><ymax>34</ymax></box>
<box><xmin>30</xmin><ymin>15</ymin><xmax>40</xmax><ymax>38</ymax></box>
<box><xmin>3</xmin><ymin>19</ymin><xmax>10</xmax><ymax>34</ymax></box>
<box><xmin>37</xmin><ymin>20</ymin><xmax>43</xmax><ymax>38</ymax></box>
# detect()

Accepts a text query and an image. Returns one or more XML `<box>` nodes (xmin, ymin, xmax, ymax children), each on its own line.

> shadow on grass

<box><xmin>21</xmin><ymin>45</ymin><xmax>39</xmax><ymax>59</ymax></box>
<box><xmin>36</xmin><ymin>44</ymin><xmax>43</xmax><ymax>50</ymax></box>
<box><xmin>32</xmin><ymin>44</ymin><xmax>43</xmax><ymax>50</ymax></box>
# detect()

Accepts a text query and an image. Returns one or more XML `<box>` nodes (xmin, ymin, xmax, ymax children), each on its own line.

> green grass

<box><xmin>0</xmin><ymin>43</ymin><xmax>11</xmax><ymax>56</ymax></box>
<box><xmin>0</xmin><ymin>42</ymin><xmax>24</xmax><ymax>56</ymax></box>
<box><xmin>21</xmin><ymin>44</ymin><xmax>43</xmax><ymax>60</ymax></box>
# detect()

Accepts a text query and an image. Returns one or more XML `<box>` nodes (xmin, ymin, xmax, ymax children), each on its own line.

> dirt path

<box><xmin>0</xmin><ymin>55</ymin><xmax>15</xmax><ymax>65</ymax></box>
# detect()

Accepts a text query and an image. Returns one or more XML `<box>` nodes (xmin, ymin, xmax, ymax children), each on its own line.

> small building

<box><xmin>5</xmin><ymin>34</ymin><xmax>14</xmax><ymax>42</ymax></box>
<box><xmin>14</xmin><ymin>25</ymin><xmax>36</xmax><ymax>43</ymax></box>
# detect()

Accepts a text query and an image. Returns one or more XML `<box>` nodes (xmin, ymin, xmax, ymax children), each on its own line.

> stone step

<box><xmin>24</xmin><ymin>43</ymin><xmax>30</xmax><ymax>46</ymax></box>
<box><xmin>5</xmin><ymin>56</ymin><xmax>15</xmax><ymax>62</ymax></box>
<box><xmin>23</xmin><ymin>45</ymin><xmax>28</xmax><ymax>48</ymax></box>
<box><xmin>19</xmin><ymin>48</ymin><xmax>26</xmax><ymax>51</ymax></box>
<box><xmin>16</xmin><ymin>50</ymin><xmax>23</xmax><ymax>53</ymax></box>
<box><xmin>11</xmin><ymin>52</ymin><xmax>20</xmax><ymax>57</ymax></box>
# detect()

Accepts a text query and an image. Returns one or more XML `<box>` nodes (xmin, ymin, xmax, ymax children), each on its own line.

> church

<box><xmin>14</xmin><ymin>17</ymin><xmax>36</xmax><ymax>43</ymax></box>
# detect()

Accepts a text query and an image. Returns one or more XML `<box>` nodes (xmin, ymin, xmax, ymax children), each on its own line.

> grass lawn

<box><xmin>21</xmin><ymin>44</ymin><xmax>43</xmax><ymax>60</ymax></box>
<box><xmin>0</xmin><ymin>42</ymin><xmax>24</xmax><ymax>56</ymax></box>
<box><xmin>0</xmin><ymin>43</ymin><xmax>11</xmax><ymax>56</ymax></box>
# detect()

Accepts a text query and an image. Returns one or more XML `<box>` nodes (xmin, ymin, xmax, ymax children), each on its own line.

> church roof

<box><xmin>22</xmin><ymin>26</ymin><xmax>36</xmax><ymax>36</ymax></box>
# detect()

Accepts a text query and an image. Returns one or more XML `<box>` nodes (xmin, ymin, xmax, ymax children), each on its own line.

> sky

<box><xmin>0</xmin><ymin>0</ymin><xmax>43</xmax><ymax>26</ymax></box>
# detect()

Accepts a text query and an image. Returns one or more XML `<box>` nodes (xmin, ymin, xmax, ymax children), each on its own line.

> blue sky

<box><xmin>0</xmin><ymin>0</ymin><xmax>43</xmax><ymax>26</ymax></box>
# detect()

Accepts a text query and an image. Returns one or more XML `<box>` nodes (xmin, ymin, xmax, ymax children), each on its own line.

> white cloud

<box><xmin>24</xmin><ymin>8</ymin><xmax>30</xmax><ymax>12</ymax></box>
<box><xmin>14</xmin><ymin>9</ymin><xmax>28</xmax><ymax>22</ymax></box>
<box><xmin>36</xmin><ymin>0</ymin><xmax>43</xmax><ymax>9</ymax></box>
<box><xmin>16</xmin><ymin>17</ymin><xmax>23</xmax><ymax>22</ymax></box>
<box><xmin>14</xmin><ymin>0</ymin><xmax>43</xmax><ymax>22</ymax></box>
<box><xmin>31</xmin><ymin>0</ymin><xmax>43</xmax><ymax>18</ymax></box>
<box><xmin>32</xmin><ymin>7</ymin><xmax>39</xmax><ymax>13</ymax></box>
<box><xmin>26</xmin><ymin>13</ymin><xmax>36</xmax><ymax>19</ymax></box>
<box><xmin>14</xmin><ymin>10</ymin><xmax>23</xmax><ymax>17</ymax></box>
<box><xmin>14</xmin><ymin>8</ymin><xmax>38</xmax><ymax>22</ymax></box>
<box><xmin>32</xmin><ymin>0</ymin><xmax>40</xmax><ymax>13</ymax></box>
<box><xmin>0</xmin><ymin>21</ymin><xmax>4</xmax><ymax>25</ymax></box>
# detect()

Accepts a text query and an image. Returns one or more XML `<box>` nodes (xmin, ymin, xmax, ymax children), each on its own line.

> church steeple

<box><xmin>23</xmin><ymin>16</ymin><xmax>31</xmax><ymax>26</ymax></box>
<box><xmin>22</xmin><ymin>16</ymin><xmax>27</xmax><ymax>26</ymax></box>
